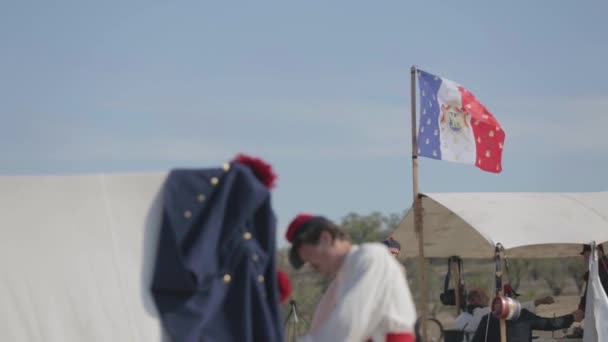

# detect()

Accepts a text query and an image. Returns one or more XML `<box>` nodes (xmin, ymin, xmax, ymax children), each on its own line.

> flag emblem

<box><xmin>416</xmin><ymin>69</ymin><xmax>506</xmax><ymax>173</ymax></box>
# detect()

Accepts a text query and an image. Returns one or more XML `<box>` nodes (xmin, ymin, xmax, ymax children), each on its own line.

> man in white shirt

<box><xmin>286</xmin><ymin>213</ymin><xmax>417</xmax><ymax>342</ymax></box>
<box><xmin>454</xmin><ymin>286</ymin><xmax>554</xmax><ymax>334</ymax></box>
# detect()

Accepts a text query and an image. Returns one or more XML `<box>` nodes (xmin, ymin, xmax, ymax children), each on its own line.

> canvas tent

<box><xmin>0</xmin><ymin>173</ymin><xmax>169</xmax><ymax>341</ymax></box>
<box><xmin>394</xmin><ymin>191</ymin><xmax>608</xmax><ymax>341</ymax></box>
<box><xmin>2</xmin><ymin>173</ymin><xmax>608</xmax><ymax>341</ymax></box>
<box><xmin>393</xmin><ymin>192</ymin><xmax>608</xmax><ymax>259</ymax></box>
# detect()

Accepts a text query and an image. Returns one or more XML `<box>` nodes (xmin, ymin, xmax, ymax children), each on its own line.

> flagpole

<box><xmin>495</xmin><ymin>246</ymin><xmax>507</xmax><ymax>342</ymax></box>
<box><xmin>410</xmin><ymin>65</ymin><xmax>428</xmax><ymax>342</ymax></box>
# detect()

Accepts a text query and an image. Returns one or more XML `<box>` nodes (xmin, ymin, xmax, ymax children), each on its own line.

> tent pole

<box><xmin>495</xmin><ymin>245</ymin><xmax>507</xmax><ymax>342</ymax></box>
<box><xmin>453</xmin><ymin>259</ymin><xmax>461</xmax><ymax>315</ymax></box>
<box><xmin>410</xmin><ymin>65</ymin><xmax>428</xmax><ymax>341</ymax></box>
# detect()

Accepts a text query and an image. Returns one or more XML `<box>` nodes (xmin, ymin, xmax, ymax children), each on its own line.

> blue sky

<box><xmin>2</xmin><ymin>1</ymin><xmax>607</xmax><ymax>244</ymax></box>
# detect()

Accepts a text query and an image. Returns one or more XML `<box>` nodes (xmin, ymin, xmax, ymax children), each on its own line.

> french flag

<box><xmin>416</xmin><ymin>69</ymin><xmax>506</xmax><ymax>173</ymax></box>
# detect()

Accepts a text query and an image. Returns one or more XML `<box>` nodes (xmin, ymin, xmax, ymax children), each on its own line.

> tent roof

<box><xmin>393</xmin><ymin>192</ymin><xmax>608</xmax><ymax>259</ymax></box>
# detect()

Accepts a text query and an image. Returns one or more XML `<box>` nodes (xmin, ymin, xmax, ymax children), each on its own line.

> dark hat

<box><xmin>580</xmin><ymin>243</ymin><xmax>605</xmax><ymax>255</ymax></box>
<box><xmin>382</xmin><ymin>236</ymin><xmax>401</xmax><ymax>251</ymax></box>
<box><xmin>503</xmin><ymin>283</ymin><xmax>521</xmax><ymax>298</ymax></box>
<box><xmin>285</xmin><ymin>214</ymin><xmax>334</xmax><ymax>269</ymax></box>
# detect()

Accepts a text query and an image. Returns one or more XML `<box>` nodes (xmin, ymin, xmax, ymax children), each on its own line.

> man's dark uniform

<box><xmin>471</xmin><ymin>309</ymin><xmax>574</xmax><ymax>342</ymax></box>
<box><xmin>150</xmin><ymin>157</ymin><xmax>284</xmax><ymax>342</ymax></box>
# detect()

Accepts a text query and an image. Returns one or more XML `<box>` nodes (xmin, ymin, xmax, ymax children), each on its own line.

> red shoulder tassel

<box><xmin>277</xmin><ymin>270</ymin><xmax>292</xmax><ymax>304</ymax></box>
<box><xmin>233</xmin><ymin>153</ymin><xmax>277</xmax><ymax>189</ymax></box>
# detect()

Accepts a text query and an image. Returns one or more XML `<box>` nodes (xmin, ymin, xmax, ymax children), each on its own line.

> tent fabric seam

<box><xmin>99</xmin><ymin>175</ymin><xmax>138</xmax><ymax>342</ymax></box>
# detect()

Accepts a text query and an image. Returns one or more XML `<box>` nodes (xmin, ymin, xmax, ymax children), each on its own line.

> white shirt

<box><xmin>454</xmin><ymin>300</ymin><xmax>536</xmax><ymax>333</ymax></box>
<box><xmin>298</xmin><ymin>243</ymin><xmax>417</xmax><ymax>342</ymax></box>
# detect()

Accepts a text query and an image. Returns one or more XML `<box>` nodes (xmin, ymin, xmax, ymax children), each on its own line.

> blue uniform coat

<box><xmin>151</xmin><ymin>162</ymin><xmax>284</xmax><ymax>342</ymax></box>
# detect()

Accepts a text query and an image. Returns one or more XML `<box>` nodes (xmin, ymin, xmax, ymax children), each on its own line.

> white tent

<box><xmin>0</xmin><ymin>173</ymin><xmax>169</xmax><ymax>341</ymax></box>
<box><xmin>2</xmin><ymin>174</ymin><xmax>608</xmax><ymax>341</ymax></box>
<box><xmin>393</xmin><ymin>192</ymin><xmax>608</xmax><ymax>259</ymax></box>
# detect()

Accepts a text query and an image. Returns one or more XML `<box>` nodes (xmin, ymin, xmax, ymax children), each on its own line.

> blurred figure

<box><xmin>286</xmin><ymin>214</ymin><xmax>416</xmax><ymax>342</ymax></box>
<box><xmin>470</xmin><ymin>284</ymin><xmax>581</xmax><ymax>342</ymax></box>
<box><xmin>471</xmin><ymin>308</ymin><xmax>582</xmax><ymax>342</ymax></box>
<box><xmin>381</xmin><ymin>236</ymin><xmax>401</xmax><ymax>257</ymax></box>
<box><xmin>455</xmin><ymin>286</ymin><xmax>554</xmax><ymax>334</ymax></box>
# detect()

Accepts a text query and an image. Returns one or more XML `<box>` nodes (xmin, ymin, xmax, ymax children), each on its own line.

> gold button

<box><xmin>222</xmin><ymin>163</ymin><xmax>230</xmax><ymax>171</ymax></box>
<box><xmin>252</xmin><ymin>254</ymin><xmax>259</xmax><ymax>262</ymax></box>
<box><xmin>243</xmin><ymin>232</ymin><xmax>252</xmax><ymax>240</ymax></box>
<box><xmin>257</xmin><ymin>275</ymin><xmax>264</xmax><ymax>283</ymax></box>
<box><xmin>223</xmin><ymin>274</ymin><xmax>231</xmax><ymax>283</ymax></box>
<box><xmin>210</xmin><ymin>177</ymin><xmax>219</xmax><ymax>185</ymax></box>
<box><xmin>184</xmin><ymin>210</ymin><xmax>192</xmax><ymax>219</ymax></box>
<box><xmin>197</xmin><ymin>194</ymin><xmax>205</xmax><ymax>202</ymax></box>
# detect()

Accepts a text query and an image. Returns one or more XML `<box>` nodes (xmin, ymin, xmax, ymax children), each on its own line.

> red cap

<box><xmin>277</xmin><ymin>270</ymin><xmax>292</xmax><ymax>304</ymax></box>
<box><xmin>285</xmin><ymin>213</ymin><xmax>315</xmax><ymax>243</ymax></box>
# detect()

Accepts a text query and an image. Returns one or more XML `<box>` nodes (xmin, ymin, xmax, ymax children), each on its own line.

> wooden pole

<box><xmin>411</xmin><ymin>65</ymin><xmax>428</xmax><ymax>341</ymax></box>
<box><xmin>495</xmin><ymin>245</ymin><xmax>507</xmax><ymax>342</ymax></box>
<box><xmin>453</xmin><ymin>259</ymin><xmax>461</xmax><ymax>315</ymax></box>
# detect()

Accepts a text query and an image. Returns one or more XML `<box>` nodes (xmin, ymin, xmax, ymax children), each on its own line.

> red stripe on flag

<box><xmin>458</xmin><ymin>86</ymin><xmax>506</xmax><ymax>173</ymax></box>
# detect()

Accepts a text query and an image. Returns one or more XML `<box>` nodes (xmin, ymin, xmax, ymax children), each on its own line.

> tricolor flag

<box><xmin>416</xmin><ymin>69</ymin><xmax>505</xmax><ymax>173</ymax></box>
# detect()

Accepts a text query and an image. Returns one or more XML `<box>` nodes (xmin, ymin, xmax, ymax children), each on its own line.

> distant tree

<box><xmin>383</xmin><ymin>212</ymin><xmax>404</xmax><ymax>234</ymax></box>
<box><xmin>340</xmin><ymin>211</ymin><xmax>405</xmax><ymax>244</ymax></box>
<box><xmin>340</xmin><ymin>212</ymin><xmax>385</xmax><ymax>244</ymax></box>
<box><xmin>566</xmin><ymin>258</ymin><xmax>586</xmax><ymax>294</ymax></box>
<box><xmin>505</xmin><ymin>259</ymin><xmax>530</xmax><ymax>292</ymax></box>
<box><xmin>540</xmin><ymin>258</ymin><xmax>567</xmax><ymax>296</ymax></box>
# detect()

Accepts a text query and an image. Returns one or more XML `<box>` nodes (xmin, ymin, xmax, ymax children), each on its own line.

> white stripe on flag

<box><xmin>437</xmin><ymin>79</ymin><xmax>476</xmax><ymax>165</ymax></box>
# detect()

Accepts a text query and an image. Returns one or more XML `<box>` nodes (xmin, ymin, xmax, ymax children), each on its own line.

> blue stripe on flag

<box><xmin>417</xmin><ymin>70</ymin><xmax>442</xmax><ymax>160</ymax></box>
